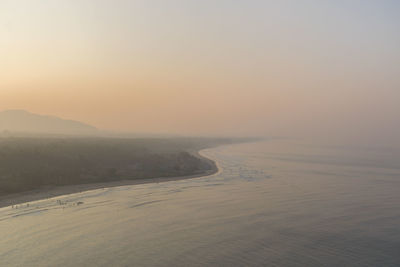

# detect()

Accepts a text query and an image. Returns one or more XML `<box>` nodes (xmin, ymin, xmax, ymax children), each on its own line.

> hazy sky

<box><xmin>1</xmin><ymin>1</ymin><xmax>399</xmax><ymax>144</ymax></box>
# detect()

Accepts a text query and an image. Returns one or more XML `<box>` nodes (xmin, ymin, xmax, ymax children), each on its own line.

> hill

<box><xmin>0</xmin><ymin>110</ymin><xmax>97</xmax><ymax>135</ymax></box>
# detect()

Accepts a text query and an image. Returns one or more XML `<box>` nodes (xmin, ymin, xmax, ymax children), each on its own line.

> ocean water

<box><xmin>1</xmin><ymin>140</ymin><xmax>400</xmax><ymax>266</ymax></box>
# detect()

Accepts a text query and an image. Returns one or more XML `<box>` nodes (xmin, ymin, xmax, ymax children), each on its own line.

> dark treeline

<box><xmin>0</xmin><ymin>137</ymin><xmax>238</xmax><ymax>195</ymax></box>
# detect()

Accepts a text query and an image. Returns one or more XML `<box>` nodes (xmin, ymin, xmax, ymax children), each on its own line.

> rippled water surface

<box><xmin>1</xmin><ymin>140</ymin><xmax>400</xmax><ymax>266</ymax></box>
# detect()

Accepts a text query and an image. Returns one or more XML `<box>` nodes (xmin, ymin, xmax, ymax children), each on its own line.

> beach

<box><xmin>0</xmin><ymin>150</ymin><xmax>218</xmax><ymax>209</ymax></box>
<box><xmin>2</xmin><ymin>141</ymin><xmax>400</xmax><ymax>266</ymax></box>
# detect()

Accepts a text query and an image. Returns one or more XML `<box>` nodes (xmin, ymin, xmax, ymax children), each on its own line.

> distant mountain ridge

<box><xmin>0</xmin><ymin>110</ymin><xmax>97</xmax><ymax>135</ymax></box>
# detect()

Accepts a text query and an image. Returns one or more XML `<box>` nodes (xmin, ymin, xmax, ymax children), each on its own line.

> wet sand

<box><xmin>0</xmin><ymin>150</ymin><xmax>218</xmax><ymax>209</ymax></box>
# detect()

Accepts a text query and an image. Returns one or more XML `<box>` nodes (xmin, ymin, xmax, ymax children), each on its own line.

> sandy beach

<box><xmin>0</xmin><ymin>150</ymin><xmax>219</xmax><ymax>209</ymax></box>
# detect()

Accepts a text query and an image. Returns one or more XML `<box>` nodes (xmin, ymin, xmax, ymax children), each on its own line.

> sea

<box><xmin>1</xmin><ymin>140</ymin><xmax>400</xmax><ymax>266</ymax></box>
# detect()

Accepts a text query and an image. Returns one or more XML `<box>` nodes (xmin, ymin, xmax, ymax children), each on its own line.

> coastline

<box><xmin>0</xmin><ymin>149</ymin><xmax>219</xmax><ymax>209</ymax></box>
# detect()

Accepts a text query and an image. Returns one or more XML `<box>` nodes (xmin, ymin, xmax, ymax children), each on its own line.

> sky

<box><xmin>1</xmin><ymin>0</ymin><xmax>399</xmax><ymax>145</ymax></box>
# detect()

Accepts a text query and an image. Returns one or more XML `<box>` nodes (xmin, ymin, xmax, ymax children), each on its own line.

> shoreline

<box><xmin>0</xmin><ymin>149</ymin><xmax>219</xmax><ymax>209</ymax></box>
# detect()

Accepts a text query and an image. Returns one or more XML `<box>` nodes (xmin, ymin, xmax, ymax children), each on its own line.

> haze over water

<box><xmin>1</xmin><ymin>1</ymin><xmax>400</xmax><ymax>145</ymax></box>
<box><xmin>1</xmin><ymin>2</ymin><xmax>400</xmax><ymax>265</ymax></box>
<box><xmin>2</xmin><ymin>140</ymin><xmax>400</xmax><ymax>266</ymax></box>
